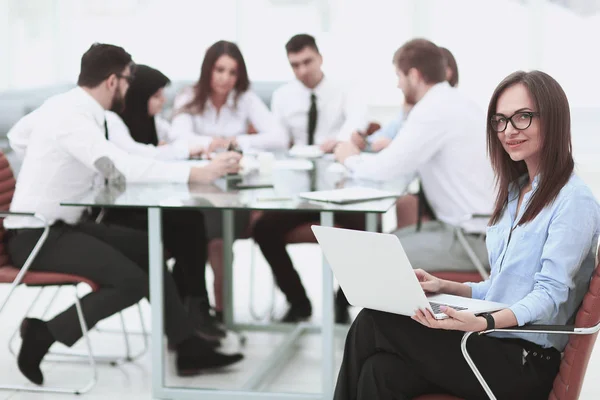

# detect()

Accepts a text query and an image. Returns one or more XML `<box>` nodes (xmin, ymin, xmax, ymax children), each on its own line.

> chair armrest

<box><xmin>482</xmin><ymin>323</ymin><xmax>600</xmax><ymax>336</ymax></box>
<box><xmin>0</xmin><ymin>211</ymin><xmax>48</xmax><ymax>226</ymax></box>
<box><xmin>471</xmin><ymin>213</ymin><xmax>492</xmax><ymax>219</ymax></box>
<box><xmin>0</xmin><ymin>211</ymin><xmax>36</xmax><ymax>218</ymax></box>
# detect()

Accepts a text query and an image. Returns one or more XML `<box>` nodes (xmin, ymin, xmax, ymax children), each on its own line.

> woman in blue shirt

<box><xmin>333</xmin><ymin>70</ymin><xmax>600</xmax><ymax>400</ymax></box>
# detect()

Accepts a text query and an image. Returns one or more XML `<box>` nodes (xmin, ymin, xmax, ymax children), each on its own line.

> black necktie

<box><xmin>308</xmin><ymin>93</ymin><xmax>317</xmax><ymax>145</ymax></box>
<box><xmin>103</xmin><ymin>120</ymin><xmax>109</xmax><ymax>186</ymax></box>
<box><xmin>104</xmin><ymin>119</ymin><xmax>109</xmax><ymax>140</ymax></box>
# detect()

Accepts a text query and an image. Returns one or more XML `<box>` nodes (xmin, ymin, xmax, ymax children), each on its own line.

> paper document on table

<box><xmin>298</xmin><ymin>187</ymin><xmax>399</xmax><ymax>204</ymax></box>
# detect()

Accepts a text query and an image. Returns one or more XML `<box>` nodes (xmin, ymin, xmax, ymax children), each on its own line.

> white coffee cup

<box><xmin>257</xmin><ymin>152</ymin><xmax>276</xmax><ymax>175</ymax></box>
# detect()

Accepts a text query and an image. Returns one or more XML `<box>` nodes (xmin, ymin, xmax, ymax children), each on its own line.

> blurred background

<box><xmin>1</xmin><ymin>0</ymin><xmax>599</xmax><ymax>194</ymax></box>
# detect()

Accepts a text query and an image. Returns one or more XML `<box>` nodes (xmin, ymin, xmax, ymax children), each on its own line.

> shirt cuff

<box><xmin>344</xmin><ymin>154</ymin><xmax>362</xmax><ymax>171</ymax></box>
<box><xmin>172</xmin><ymin>139</ymin><xmax>190</xmax><ymax>160</ymax></box>
<box><xmin>163</xmin><ymin>163</ymin><xmax>191</xmax><ymax>183</ymax></box>
<box><xmin>508</xmin><ymin>302</ymin><xmax>532</xmax><ymax>326</ymax></box>
<box><xmin>189</xmin><ymin>135</ymin><xmax>213</xmax><ymax>149</ymax></box>
<box><xmin>465</xmin><ymin>282</ymin><xmax>486</xmax><ymax>300</ymax></box>
<box><xmin>235</xmin><ymin>135</ymin><xmax>252</xmax><ymax>152</ymax></box>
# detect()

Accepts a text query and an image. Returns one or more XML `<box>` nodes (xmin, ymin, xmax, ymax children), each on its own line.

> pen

<box><xmin>227</xmin><ymin>141</ymin><xmax>243</xmax><ymax>154</ymax></box>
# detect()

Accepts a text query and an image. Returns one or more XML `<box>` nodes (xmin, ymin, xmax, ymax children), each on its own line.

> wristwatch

<box><xmin>479</xmin><ymin>312</ymin><xmax>495</xmax><ymax>331</ymax></box>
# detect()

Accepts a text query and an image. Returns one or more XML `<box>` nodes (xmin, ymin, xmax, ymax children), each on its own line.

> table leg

<box><xmin>366</xmin><ymin>213</ymin><xmax>378</xmax><ymax>232</ymax></box>
<box><xmin>148</xmin><ymin>207</ymin><xmax>165</xmax><ymax>397</ymax></box>
<box><xmin>222</xmin><ymin>209</ymin><xmax>235</xmax><ymax>329</ymax></box>
<box><xmin>320</xmin><ymin>211</ymin><xmax>335</xmax><ymax>399</ymax></box>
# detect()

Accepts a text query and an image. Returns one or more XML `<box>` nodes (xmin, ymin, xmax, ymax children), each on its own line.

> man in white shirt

<box><xmin>4</xmin><ymin>43</ymin><xmax>243</xmax><ymax>384</ymax></box>
<box><xmin>270</xmin><ymin>33</ymin><xmax>368</xmax><ymax>150</ymax></box>
<box><xmin>335</xmin><ymin>39</ymin><xmax>494</xmax><ymax>275</ymax></box>
<box><xmin>251</xmin><ymin>34</ymin><xmax>369</xmax><ymax>325</ymax></box>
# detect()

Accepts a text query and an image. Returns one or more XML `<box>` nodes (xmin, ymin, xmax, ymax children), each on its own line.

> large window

<box><xmin>1</xmin><ymin>0</ymin><xmax>600</xmax><ymax>112</ymax></box>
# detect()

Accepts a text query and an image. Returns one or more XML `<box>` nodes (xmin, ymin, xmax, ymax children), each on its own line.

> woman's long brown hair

<box><xmin>487</xmin><ymin>71</ymin><xmax>574</xmax><ymax>226</ymax></box>
<box><xmin>181</xmin><ymin>40</ymin><xmax>250</xmax><ymax>114</ymax></box>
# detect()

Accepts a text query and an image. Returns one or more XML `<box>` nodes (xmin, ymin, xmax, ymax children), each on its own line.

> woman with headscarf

<box><xmin>106</xmin><ymin>65</ymin><xmax>203</xmax><ymax>159</ymax></box>
<box><xmin>105</xmin><ymin>65</ymin><xmax>225</xmax><ymax>344</ymax></box>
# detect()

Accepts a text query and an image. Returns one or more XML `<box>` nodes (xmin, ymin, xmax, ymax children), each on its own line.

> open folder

<box><xmin>298</xmin><ymin>187</ymin><xmax>399</xmax><ymax>204</ymax></box>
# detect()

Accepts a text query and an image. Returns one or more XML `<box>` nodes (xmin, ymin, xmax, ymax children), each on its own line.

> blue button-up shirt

<box><xmin>367</xmin><ymin>111</ymin><xmax>404</xmax><ymax>144</ymax></box>
<box><xmin>467</xmin><ymin>174</ymin><xmax>600</xmax><ymax>351</ymax></box>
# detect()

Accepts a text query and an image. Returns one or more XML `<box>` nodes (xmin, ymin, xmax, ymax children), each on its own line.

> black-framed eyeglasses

<box><xmin>490</xmin><ymin>111</ymin><xmax>539</xmax><ymax>133</ymax></box>
<box><xmin>116</xmin><ymin>73</ymin><xmax>135</xmax><ymax>84</ymax></box>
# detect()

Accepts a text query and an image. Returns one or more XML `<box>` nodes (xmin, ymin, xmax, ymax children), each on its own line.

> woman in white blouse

<box><xmin>106</xmin><ymin>65</ymin><xmax>203</xmax><ymax>160</ymax></box>
<box><xmin>171</xmin><ymin>40</ymin><xmax>286</xmax><ymax>152</ymax></box>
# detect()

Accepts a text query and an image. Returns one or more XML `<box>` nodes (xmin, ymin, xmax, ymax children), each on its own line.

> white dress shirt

<box><xmin>170</xmin><ymin>88</ymin><xmax>286</xmax><ymax>151</ymax></box>
<box><xmin>345</xmin><ymin>82</ymin><xmax>495</xmax><ymax>224</ymax></box>
<box><xmin>105</xmin><ymin>111</ymin><xmax>190</xmax><ymax>160</ymax></box>
<box><xmin>5</xmin><ymin>87</ymin><xmax>191</xmax><ymax>229</ymax></box>
<box><xmin>271</xmin><ymin>77</ymin><xmax>368</xmax><ymax>146</ymax></box>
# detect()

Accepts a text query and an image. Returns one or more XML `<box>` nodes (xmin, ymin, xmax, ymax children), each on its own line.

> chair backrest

<box><xmin>550</xmin><ymin>244</ymin><xmax>600</xmax><ymax>400</ymax></box>
<box><xmin>0</xmin><ymin>151</ymin><xmax>16</xmax><ymax>268</ymax></box>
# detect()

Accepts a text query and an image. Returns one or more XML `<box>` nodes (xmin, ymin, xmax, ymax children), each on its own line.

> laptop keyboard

<box><xmin>429</xmin><ymin>302</ymin><xmax>467</xmax><ymax>314</ymax></box>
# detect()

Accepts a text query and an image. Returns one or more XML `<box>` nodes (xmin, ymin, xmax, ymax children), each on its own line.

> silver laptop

<box><xmin>311</xmin><ymin>226</ymin><xmax>507</xmax><ymax>319</ymax></box>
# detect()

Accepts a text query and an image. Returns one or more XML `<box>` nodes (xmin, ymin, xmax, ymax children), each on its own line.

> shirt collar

<box><xmin>297</xmin><ymin>75</ymin><xmax>327</xmax><ymax>96</ymax></box>
<box><xmin>509</xmin><ymin>173</ymin><xmax>540</xmax><ymax>197</ymax></box>
<box><xmin>420</xmin><ymin>81</ymin><xmax>451</xmax><ymax>101</ymax></box>
<box><xmin>74</xmin><ymin>86</ymin><xmax>107</xmax><ymax>127</ymax></box>
<box><xmin>206</xmin><ymin>90</ymin><xmax>237</xmax><ymax>111</ymax></box>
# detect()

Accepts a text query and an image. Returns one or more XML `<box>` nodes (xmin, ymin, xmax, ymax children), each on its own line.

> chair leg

<box><xmin>108</xmin><ymin>304</ymin><xmax>149</xmax><ymax>365</ymax></box>
<box><xmin>461</xmin><ymin>332</ymin><xmax>496</xmax><ymax>400</ymax></box>
<box><xmin>0</xmin><ymin>289</ymin><xmax>98</xmax><ymax>395</ymax></box>
<box><xmin>455</xmin><ymin>228</ymin><xmax>489</xmax><ymax>280</ymax></box>
<box><xmin>119</xmin><ymin>311</ymin><xmax>132</xmax><ymax>360</ymax></box>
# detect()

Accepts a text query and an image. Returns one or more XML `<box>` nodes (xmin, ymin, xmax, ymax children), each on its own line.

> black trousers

<box><xmin>251</xmin><ymin>211</ymin><xmax>365</xmax><ymax>307</ymax></box>
<box><xmin>6</xmin><ymin>222</ymin><xmax>195</xmax><ymax>347</ymax></box>
<box><xmin>335</xmin><ymin>309</ymin><xmax>560</xmax><ymax>400</ymax></box>
<box><xmin>102</xmin><ymin>208</ymin><xmax>208</xmax><ymax>299</ymax></box>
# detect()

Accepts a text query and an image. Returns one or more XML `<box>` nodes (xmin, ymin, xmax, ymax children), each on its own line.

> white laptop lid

<box><xmin>311</xmin><ymin>225</ymin><xmax>432</xmax><ymax>316</ymax></box>
<box><xmin>311</xmin><ymin>225</ymin><xmax>508</xmax><ymax>318</ymax></box>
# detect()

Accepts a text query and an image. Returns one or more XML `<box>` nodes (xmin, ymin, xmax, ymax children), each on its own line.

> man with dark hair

<box><xmin>335</xmin><ymin>38</ymin><xmax>495</xmax><ymax>294</ymax></box>
<box><xmin>5</xmin><ymin>43</ymin><xmax>244</xmax><ymax>384</ymax></box>
<box><xmin>250</xmin><ymin>34</ymin><xmax>368</xmax><ymax>325</ymax></box>
<box><xmin>77</xmin><ymin>43</ymin><xmax>135</xmax><ymax>88</ymax></box>
<box><xmin>285</xmin><ymin>33</ymin><xmax>320</xmax><ymax>54</ymax></box>
<box><xmin>272</xmin><ymin>33</ymin><xmax>367</xmax><ymax>150</ymax></box>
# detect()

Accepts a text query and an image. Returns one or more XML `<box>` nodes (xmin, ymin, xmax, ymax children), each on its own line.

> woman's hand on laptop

<box><xmin>415</xmin><ymin>269</ymin><xmax>473</xmax><ymax>298</ymax></box>
<box><xmin>412</xmin><ymin>307</ymin><xmax>487</xmax><ymax>332</ymax></box>
<box><xmin>415</xmin><ymin>269</ymin><xmax>442</xmax><ymax>293</ymax></box>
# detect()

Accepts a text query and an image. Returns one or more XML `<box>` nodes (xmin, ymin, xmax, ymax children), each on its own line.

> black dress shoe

<box><xmin>185</xmin><ymin>297</ymin><xmax>227</xmax><ymax>340</ymax></box>
<box><xmin>18</xmin><ymin>318</ymin><xmax>55</xmax><ymax>385</ymax></box>
<box><xmin>280</xmin><ymin>303</ymin><xmax>312</xmax><ymax>323</ymax></box>
<box><xmin>168</xmin><ymin>335</ymin><xmax>220</xmax><ymax>352</ymax></box>
<box><xmin>176</xmin><ymin>336</ymin><xmax>243</xmax><ymax>376</ymax></box>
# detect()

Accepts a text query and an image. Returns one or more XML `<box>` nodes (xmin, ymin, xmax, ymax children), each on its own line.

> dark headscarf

<box><xmin>119</xmin><ymin>65</ymin><xmax>170</xmax><ymax>146</ymax></box>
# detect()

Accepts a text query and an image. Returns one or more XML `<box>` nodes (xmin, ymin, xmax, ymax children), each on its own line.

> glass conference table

<box><xmin>61</xmin><ymin>157</ymin><xmax>401</xmax><ymax>400</ymax></box>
